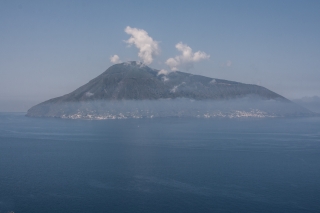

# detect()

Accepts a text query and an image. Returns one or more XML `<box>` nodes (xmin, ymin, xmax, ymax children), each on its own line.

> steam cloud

<box><xmin>125</xmin><ymin>26</ymin><xmax>160</xmax><ymax>65</ymax></box>
<box><xmin>210</xmin><ymin>79</ymin><xmax>216</xmax><ymax>84</ymax></box>
<box><xmin>110</xmin><ymin>55</ymin><xmax>121</xmax><ymax>64</ymax></box>
<box><xmin>157</xmin><ymin>69</ymin><xmax>169</xmax><ymax>76</ymax></box>
<box><xmin>166</xmin><ymin>42</ymin><xmax>210</xmax><ymax>71</ymax></box>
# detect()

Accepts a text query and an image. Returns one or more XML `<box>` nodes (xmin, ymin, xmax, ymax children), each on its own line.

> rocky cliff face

<box><xmin>26</xmin><ymin>61</ymin><xmax>313</xmax><ymax>119</ymax></box>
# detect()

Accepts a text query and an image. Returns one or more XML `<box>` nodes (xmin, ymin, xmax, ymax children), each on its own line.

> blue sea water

<box><xmin>0</xmin><ymin>113</ymin><xmax>320</xmax><ymax>213</ymax></box>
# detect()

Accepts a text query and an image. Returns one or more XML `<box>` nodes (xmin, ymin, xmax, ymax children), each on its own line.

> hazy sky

<box><xmin>1</xmin><ymin>0</ymin><xmax>320</xmax><ymax>111</ymax></box>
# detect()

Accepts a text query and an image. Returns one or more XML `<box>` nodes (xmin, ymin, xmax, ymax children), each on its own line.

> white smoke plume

<box><xmin>170</xmin><ymin>82</ymin><xmax>186</xmax><ymax>93</ymax></box>
<box><xmin>110</xmin><ymin>55</ymin><xmax>121</xmax><ymax>64</ymax></box>
<box><xmin>157</xmin><ymin>69</ymin><xmax>169</xmax><ymax>76</ymax></box>
<box><xmin>209</xmin><ymin>79</ymin><xmax>216</xmax><ymax>84</ymax></box>
<box><xmin>125</xmin><ymin>26</ymin><xmax>160</xmax><ymax>65</ymax></box>
<box><xmin>166</xmin><ymin>42</ymin><xmax>210</xmax><ymax>71</ymax></box>
<box><xmin>162</xmin><ymin>76</ymin><xmax>169</xmax><ymax>82</ymax></box>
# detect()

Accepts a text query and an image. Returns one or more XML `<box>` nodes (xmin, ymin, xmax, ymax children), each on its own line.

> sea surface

<box><xmin>1</xmin><ymin>113</ymin><xmax>320</xmax><ymax>213</ymax></box>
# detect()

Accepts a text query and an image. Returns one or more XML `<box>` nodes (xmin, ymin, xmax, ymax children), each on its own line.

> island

<box><xmin>26</xmin><ymin>61</ymin><xmax>314</xmax><ymax>119</ymax></box>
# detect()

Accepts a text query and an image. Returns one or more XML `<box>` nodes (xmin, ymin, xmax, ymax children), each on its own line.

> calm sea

<box><xmin>1</xmin><ymin>113</ymin><xmax>320</xmax><ymax>213</ymax></box>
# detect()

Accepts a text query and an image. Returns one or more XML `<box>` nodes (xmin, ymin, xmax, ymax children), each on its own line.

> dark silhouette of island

<box><xmin>27</xmin><ymin>61</ymin><xmax>314</xmax><ymax>119</ymax></box>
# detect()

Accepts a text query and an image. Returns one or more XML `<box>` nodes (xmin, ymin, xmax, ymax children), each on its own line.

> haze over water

<box><xmin>1</xmin><ymin>113</ymin><xmax>320</xmax><ymax>213</ymax></box>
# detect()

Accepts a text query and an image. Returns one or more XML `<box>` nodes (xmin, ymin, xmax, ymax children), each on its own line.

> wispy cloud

<box><xmin>170</xmin><ymin>82</ymin><xmax>186</xmax><ymax>93</ymax></box>
<box><xmin>221</xmin><ymin>60</ymin><xmax>232</xmax><ymax>67</ymax></box>
<box><xmin>162</xmin><ymin>76</ymin><xmax>169</xmax><ymax>82</ymax></box>
<box><xmin>209</xmin><ymin>79</ymin><xmax>216</xmax><ymax>84</ymax></box>
<box><xmin>166</xmin><ymin>42</ymin><xmax>210</xmax><ymax>71</ymax></box>
<box><xmin>157</xmin><ymin>69</ymin><xmax>169</xmax><ymax>76</ymax></box>
<box><xmin>125</xmin><ymin>26</ymin><xmax>160</xmax><ymax>65</ymax></box>
<box><xmin>110</xmin><ymin>55</ymin><xmax>121</xmax><ymax>64</ymax></box>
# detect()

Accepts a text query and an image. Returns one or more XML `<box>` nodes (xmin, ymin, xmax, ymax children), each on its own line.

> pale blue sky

<box><xmin>1</xmin><ymin>0</ymin><xmax>320</xmax><ymax>111</ymax></box>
